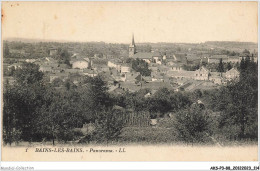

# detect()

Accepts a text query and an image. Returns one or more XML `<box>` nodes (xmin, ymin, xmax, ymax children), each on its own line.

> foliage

<box><xmin>4</xmin><ymin>42</ymin><xmax>10</xmax><ymax>58</ymax></box>
<box><xmin>92</xmin><ymin>108</ymin><xmax>125</xmax><ymax>143</ymax></box>
<box><xmin>174</xmin><ymin>104</ymin><xmax>212</xmax><ymax>144</ymax></box>
<box><xmin>227</xmin><ymin>62</ymin><xmax>232</xmax><ymax>71</ymax></box>
<box><xmin>14</xmin><ymin>63</ymin><xmax>44</xmax><ymax>85</ymax></box>
<box><xmin>51</xmin><ymin>78</ymin><xmax>64</xmax><ymax>87</ymax></box>
<box><xmin>34</xmin><ymin>89</ymin><xmax>81</xmax><ymax>144</ymax></box>
<box><xmin>3</xmin><ymin>79</ymin><xmax>46</xmax><ymax>143</ymax></box>
<box><xmin>131</xmin><ymin>58</ymin><xmax>151</xmax><ymax>76</ymax></box>
<box><xmin>205</xmin><ymin>57</ymin><xmax>257</xmax><ymax>140</ymax></box>
<box><xmin>79</xmin><ymin>76</ymin><xmax>112</xmax><ymax>117</ymax></box>
<box><xmin>55</xmin><ymin>48</ymin><xmax>71</xmax><ymax>66</ymax></box>
<box><xmin>217</xmin><ymin>58</ymin><xmax>224</xmax><ymax>72</ymax></box>
<box><xmin>146</xmin><ymin>88</ymin><xmax>172</xmax><ymax>117</ymax></box>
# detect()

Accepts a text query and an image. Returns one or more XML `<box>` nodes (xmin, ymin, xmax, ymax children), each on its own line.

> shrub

<box><xmin>174</xmin><ymin>104</ymin><xmax>212</xmax><ymax>144</ymax></box>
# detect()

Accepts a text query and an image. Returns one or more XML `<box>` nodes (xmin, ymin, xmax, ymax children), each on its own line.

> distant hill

<box><xmin>204</xmin><ymin>41</ymin><xmax>257</xmax><ymax>53</ymax></box>
<box><xmin>4</xmin><ymin>38</ymin><xmax>258</xmax><ymax>53</ymax></box>
<box><xmin>4</xmin><ymin>37</ymin><xmax>69</xmax><ymax>43</ymax></box>
<box><xmin>205</xmin><ymin>41</ymin><xmax>257</xmax><ymax>47</ymax></box>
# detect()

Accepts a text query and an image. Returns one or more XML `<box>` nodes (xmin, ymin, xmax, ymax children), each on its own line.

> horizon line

<box><xmin>3</xmin><ymin>37</ymin><xmax>258</xmax><ymax>44</ymax></box>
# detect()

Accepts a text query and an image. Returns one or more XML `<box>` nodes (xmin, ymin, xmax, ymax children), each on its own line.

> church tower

<box><xmin>129</xmin><ymin>34</ymin><xmax>136</xmax><ymax>57</ymax></box>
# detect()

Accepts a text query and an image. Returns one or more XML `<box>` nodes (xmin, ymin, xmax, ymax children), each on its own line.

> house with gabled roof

<box><xmin>225</xmin><ymin>68</ymin><xmax>240</xmax><ymax>80</ymax></box>
<box><xmin>168</xmin><ymin>63</ymin><xmax>184</xmax><ymax>71</ymax></box>
<box><xmin>194</xmin><ymin>66</ymin><xmax>210</xmax><ymax>80</ymax></box>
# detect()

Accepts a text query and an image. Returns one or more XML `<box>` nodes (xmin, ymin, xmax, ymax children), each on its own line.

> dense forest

<box><xmin>3</xmin><ymin>56</ymin><xmax>257</xmax><ymax>145</ymax></box>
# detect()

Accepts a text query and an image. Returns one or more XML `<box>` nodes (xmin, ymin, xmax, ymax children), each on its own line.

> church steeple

<box><xmin>131</xmin><ymin>34</ymin><xmax>135</xmax><ymax>46</ymax></box>
<box><xmin>129</xmin><ymin>34</ymin><xmax>136</xmax><ymax>57</ymax></box>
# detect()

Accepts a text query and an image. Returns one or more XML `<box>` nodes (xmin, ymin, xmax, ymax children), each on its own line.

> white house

<box><xmin>194</xmin><ymin>66</ymin><xmax>209</xmax><ymax>80</ymax></box>
<box><xmin>225</xmin><ymin>68</ymin><xmax>240</xmax><ymax>80</ymax></box>
<box><xmin>72</xmin><ymin>61</ymin><xmax>89</xmax><ymax>69</ymax></box>
<box><xmin>120</xmin><ymin>65</ymin><xmax>131</xmax><ymax>73</ymax></box>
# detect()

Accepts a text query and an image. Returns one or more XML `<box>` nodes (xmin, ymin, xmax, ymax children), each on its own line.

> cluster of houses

<box><xmin>104</xmin><ymin>35</ymin><xmax>243</xmax><ymax>93</ymax></box>
<box><xmin>4</xmin><ymin>35</ymin><xmax>257</xmax><ymax>93</ymax></box>
<box><xmin>38</xmin><ymin>56</ymin><xmax>99</xmax><ymax>83</ymax></box>
<box><xmin>5</xmin><ymin>55</ymin><xmax>100</xmax><ymax>86</ymax></box>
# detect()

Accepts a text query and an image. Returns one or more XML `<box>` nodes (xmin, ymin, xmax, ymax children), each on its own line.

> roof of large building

<box><xmin>132</xmin><ymin>52</ymin><xmax>162</xmax><ymax>59</ymax></box>
<box><xmin>152</xmin><ymin>51</ymin><xmax>162</xmax><ymax>57</ymax></box>
<box><xmin>132</xmin><ymin>52</ymin><xmax>154</xmax><ymax>59</ymax></box>
<box><xmin>195</xmin><ymin>66</ymin><xmax>209</xmax><ymax>73</ymax></box>
<box><xmin>226</xmin><ymin>68</ymin><xmax>239</xmax><ymax>74</ymax></box>
<box><xmin>167</xmin><ymin>71</ymin><xmax>195</xmax><ymax>78</ymax></box>
<box><xmin>142</xmin><ymin>81</ymin><xmax>173</xmax><ymax>90</ymax></box>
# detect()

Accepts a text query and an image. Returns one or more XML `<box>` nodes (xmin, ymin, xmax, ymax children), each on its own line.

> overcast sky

<box><xmin>2</xmin><ymin>1</ymin><xmax>258</xmax><ymax>43</ymax></box>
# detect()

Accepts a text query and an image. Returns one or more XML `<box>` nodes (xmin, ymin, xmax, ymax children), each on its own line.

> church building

<box><xmin>128</xmin><ymin>34</ymin><xmax>163</xmax><ymax>64</ymax></box>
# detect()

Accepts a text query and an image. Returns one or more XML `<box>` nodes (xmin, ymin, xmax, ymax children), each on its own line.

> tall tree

<box><xmin>79</xmin><ymin>75</ymin><xmax>112</xmax><ymax>122</ymax></box>
<box><xmin>4</xmin><ymin>42</ymin><xmax>10</xmax><ymax>58</ymax></box>
<box><xmin>3</xmin><ymin>63</ymin><xmax>46</xmax><ymax>143</ymax></box>
<box><xmin>3</xmin><ymin>86</ymin><xmax>21</xmax><ymax>145</ymax></box>
<box><xmin>226</xmin><ymin>62</ymin><xmax>232</xmax><ymax>71</ymax></box>
<box><xmin>55</xmin><ymin>48</ymin><xmax>71</xmax><ymax>66</ymax></box>
<box><xmin>92</xmin><ymin>107</ymin><xmax>125</xmax><ymax>144</ymax></box>
<box><xmin>217</xmin><ymin>58</ymin><xmax>224</xmax><ymax>72</ymax></box>
<box><xmin>35</xmin><ymin>91</ymin><xmax>77</xmax><ymax>145</ymax></box>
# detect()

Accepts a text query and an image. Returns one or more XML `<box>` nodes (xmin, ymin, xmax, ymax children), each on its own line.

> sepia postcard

<box><xmin>1</xmin><ymin>1</ymin><xmax>258</xmax><ymax>163</ymax></box>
